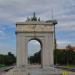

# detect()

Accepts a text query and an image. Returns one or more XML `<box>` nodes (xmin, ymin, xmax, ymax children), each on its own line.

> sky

<box><xmin>0</xmin><ymin>0</ymin><xmax>75</xmax><ymax>55</ymax></box>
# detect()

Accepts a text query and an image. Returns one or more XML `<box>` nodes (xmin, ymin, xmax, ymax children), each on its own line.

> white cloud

<box><xmin>0</xmin><ymin>0</ymin><xmax>75</xmax><ymax>23</ymax></box>
<box><xmin>56</xmin><ymin>23</ymin><xmax>75</xmax><ymax>31</ymax></box>
<box><xmin>0</xmin><ymin>43</ymin><xmax>16</xmax><ymax>55</ymax></box>
<box><xmin>0</xmin><ymin>0</ymin><xmax>75</xmax><ymax>54</ymax></box>
<box><xmin>28</xmin><ymin>40</ymin><xmax>41</xmax><ymax>56</ymax></box>
<box><xmin>57</xmin><ymin>40</ymin><xmax>75</xmax><ymax>48</ymax></box>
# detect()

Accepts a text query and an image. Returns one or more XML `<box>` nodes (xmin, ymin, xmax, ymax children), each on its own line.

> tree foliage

<box><xmin>0</xmin><ymin>52</ymin><xmax>16</xmax><ymax>66</ymax></box>
<box><xmin>28</xmin><ymin>51</ymin><xmax>41</xmax><ymax>64</ymax></box>
<box><xmin>29</xmin><ymin>47</ymin><xmax>75</xmax><ymax>65</ymax></box>
<box><xmin>54</xmin><ymin>49</ymin><xmax>75</xmax><ymax>65</ymax></box>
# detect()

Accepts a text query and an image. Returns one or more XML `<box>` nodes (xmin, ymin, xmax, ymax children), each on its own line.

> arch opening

<box><xmin>28</xmin><ymin>38</ymin><xmax>42</xmax><ymax>65</ymax></box>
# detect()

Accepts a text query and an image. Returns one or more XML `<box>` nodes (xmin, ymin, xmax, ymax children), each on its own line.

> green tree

<box><xmin>0</xmin><ymin>52</ymin><xmax>16</xmax><ymax>66</ymax></box>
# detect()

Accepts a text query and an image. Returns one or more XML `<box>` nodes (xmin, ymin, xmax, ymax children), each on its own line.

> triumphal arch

<box><xmin>16</xmin><ymin>14</ymin><xmax>56</xmax><ymax>68</ymax></box>
<box><xmin>4</xmin><ymin>13</ymin><xmax>61</xmax><ymax>75</ymax></box>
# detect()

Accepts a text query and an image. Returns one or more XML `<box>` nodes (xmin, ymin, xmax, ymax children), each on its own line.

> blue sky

<box><xmin>0</xmin><ymin>0</ymin><xmax>75</xmax><ymax>55</ymax></box>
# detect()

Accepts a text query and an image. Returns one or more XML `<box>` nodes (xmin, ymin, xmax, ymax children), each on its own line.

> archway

<box><xmin>16</xmin><ymin>20</ymin><xmax>56</xmax><ymax>68</ymax></box>
<box><xmin>28</xmin><ymin>38</ymin><xmax>42</xmax><ymax>65</ymax></box>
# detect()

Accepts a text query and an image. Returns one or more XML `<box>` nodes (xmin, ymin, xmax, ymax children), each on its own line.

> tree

<box><xmin>29</xmin><ymin>51</ymin><xmax>41</xmax><ymax>64</ymax></box>
<box><xmin>0</xmin><ymin>52</ymin><xmax>16</xmax><ymax>66</ymax></box>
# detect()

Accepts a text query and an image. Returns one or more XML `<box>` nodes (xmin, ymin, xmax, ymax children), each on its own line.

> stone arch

<box><xmin>28</xmin><ymin>38</ymin><xmax>42</xmax><ymax>65</ymax></box>
<box><xmin>16</xmin><ymin>20</ymin><xmax>56</xmax><ymax>68</ymax></box>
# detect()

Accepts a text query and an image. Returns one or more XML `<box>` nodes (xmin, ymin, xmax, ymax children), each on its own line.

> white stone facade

<box><xmin>16</xmin><ymin>21</ymin><xmax>55</xmax><ymax>68</ymax></box>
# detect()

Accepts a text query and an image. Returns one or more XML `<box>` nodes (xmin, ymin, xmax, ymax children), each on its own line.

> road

<box><xmin>0</xmin><ymin>66</ymin><xmax>14</xmax><ymax>75</ymax></box>
<box><xmin>0</xmin><ymin>71</ymin><xmax>6</xmax><ymax>75</ymax></box>
<box><xmin>55</xmin><ymin>66</ymin><xmax>75</xmax><ymax>75</ymax></box>
<box><xmin>0</xmin><ymin>65</ymin><xmax>75</xmax><ymax>75</ymax></box>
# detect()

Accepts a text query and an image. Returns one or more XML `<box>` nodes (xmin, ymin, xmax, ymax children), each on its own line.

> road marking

<box><xmin>62</xmin><ymin>71</ymin><xmax>68</xmax><ymax>75</ymax></box>
<box><xmin>62</xmin><ymin>70</ymin><xmax>75</xmax><ymax>75</ymax></box>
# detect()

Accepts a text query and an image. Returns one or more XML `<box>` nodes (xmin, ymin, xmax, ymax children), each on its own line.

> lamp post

<box><xmin>53</xmin><ymin>20</ymin><xmax>57</xmax><ymax>50</ymax></box>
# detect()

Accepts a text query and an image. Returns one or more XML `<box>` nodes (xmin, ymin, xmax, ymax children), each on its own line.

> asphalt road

<box><xmin>0</xmin><ymin>71</ymin><xmax>6</xmax><ymax>75</ymax></box>
<box><xmin>1</xmin><ymin>65</ymin><xmax>75</xmax><ymax>75</ymax></box>
<box><xmin>0</xmin><ymin>66</ymin><xmax>15</xmax><ymax>75</ymax></box>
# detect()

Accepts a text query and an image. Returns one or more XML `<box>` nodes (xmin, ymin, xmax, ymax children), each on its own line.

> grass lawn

<box><xmin>0</xmin><ymin>64</ymin><xmax>5</xmax><ymax>68</ymax></box>
<box><xmin>63</xmin><ymin>65</ymin><xmax>75</xmax><ymax>68</ymax></box>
